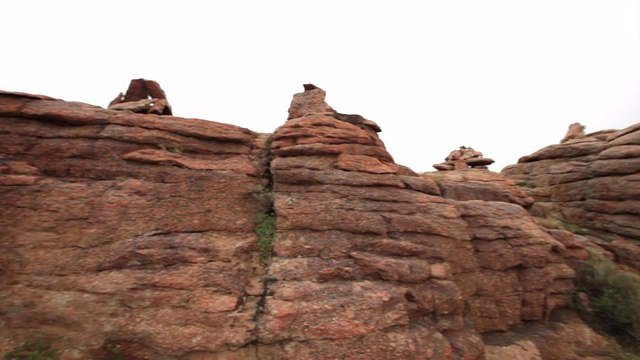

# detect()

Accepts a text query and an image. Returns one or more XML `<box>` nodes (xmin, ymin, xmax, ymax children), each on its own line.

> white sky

<box><xmin>3</xmin><ymin>1</ymin><xmax>640</xmax><ymax>172</ymax></box>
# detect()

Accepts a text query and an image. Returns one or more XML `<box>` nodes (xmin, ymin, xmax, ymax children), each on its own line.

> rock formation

<box><xmin>560</xmin><ymin>122</ymin><xmax>586</xmax><ymax>143</ymax></box>
<box><xmin>502</xmin><ymin>123</ymin><xmax>640</xmax><ymax>271</ymax></box>
<box><xmin>0</xmin><ymin>86</ymin><xmax>612</xmax><ymax>359</ymax></box>
<box><xmin>288</xmin><ymin>84</ymin><xmax>382</xmax><ymax>132</ymax></box>
<box><xmin>423</xmin><ymin>169</ymin><xmax>535</xmax><ymax>208</ymax></box>
<box><xmin>109</xmin><ymin>79</ymin><xmax>173</xmax><ymax>115</ymax></box>
<box><xmin>433</xmin><ymin>146</ymin><xmax>495</xmax><ymax>171</ymax></box>
<box><xmin>0</xmin><ymin>89</ymin><xmax>265</xmax><ymax>358</ymax></box>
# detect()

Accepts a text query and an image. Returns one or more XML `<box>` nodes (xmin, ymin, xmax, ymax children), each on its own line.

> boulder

<box><xmin>434</xmin><ymin>146</ymin><xmax>495</xmax><ymax>171</ymax></box>
<box><xmin>108</xmin><ymin>79</ymin><xmax>172</xmax><ymax>115</ymax></box>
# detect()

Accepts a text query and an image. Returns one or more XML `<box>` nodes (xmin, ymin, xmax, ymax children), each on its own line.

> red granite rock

<box><xmin>0</xmin><ymin>91</ymin><xmax>265</xmax><ymax>358</ymax></box>
<box><xmin>424</xmin><ymin>169</ymin><xmax>535</xmax><ymax>208</ymax></box>
<box><xmin>503</xmin><ymin>122</ymin><xmax>640</xmax><ymax>270</ymax></box>
<box><xmin>0</xmin><ymin>86</ymin><xmax>612</xmax><ymax>359</ymax></box>
<box><xmin>110</xmin><ymin>79</ymin><xmax>172</xmax><ymax>115</ymax></box>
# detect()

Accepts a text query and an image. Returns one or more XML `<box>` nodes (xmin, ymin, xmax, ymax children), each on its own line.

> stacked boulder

<box><xmin>433</xmin><ymin>146</ymin><xmax>495</xmax><ymax>171</ymax></box>
<box><xmin>108</xmin><ymin>78</ymin><xmax>173</xmax><ymax>115</ymax></box>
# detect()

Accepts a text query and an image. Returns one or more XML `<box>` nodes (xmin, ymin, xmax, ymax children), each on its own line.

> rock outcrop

<box><xmin>560</xmin><ymin>122</ymin><xmax>586</xmax><ymax>143</ymax></box>
<box><xmin>423</xmin><ymin>169</ymin><xmax>535</xmax><ymax>208</ymax></box>
<box><xmin>0</xmin><ymin>89</ymin><xmax>266</xmax><ymax>358</ymax></box>
<box><xmin>109</xmin><ymin>79</ymin><xmax>172</xmax><ymax>115</ymax></box>
<box><xmin>261</xmin><ymin>85</ymin><xmax>598</xmax><ymax>359</ymax></box>
<box><xmin>433</xmin><ymin>146</ymin><xmax>495</xmax><ymax>171</ymax></box>
<box><xmin>502</xmin><ymin>123</ymin><xmax>640</xmax><ymax>270</ymax></box>
<box><xmin>0</xmin><ymin>86</ymin><xmax>610</xmax><ymax>359</ymax></box>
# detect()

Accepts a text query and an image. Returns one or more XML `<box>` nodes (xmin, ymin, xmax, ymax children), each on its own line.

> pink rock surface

<box><xmin>0</xmin><ymin>87</ymin><xmax>611</xmax><ymax>359</ymax></box>
<box><xmin>503</xmin><ymin>122</ymin><xmax>640</xmax><ymax>270</ymax></box>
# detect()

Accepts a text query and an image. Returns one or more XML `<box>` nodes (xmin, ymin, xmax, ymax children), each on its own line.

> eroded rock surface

<box><xmin>433</xmin><ymin>146</ymin><xmax>495</xmax><ymax>171</ymax></box>
<box><xmin>0</xmin><ymin>86</ymin><xmax>612</xmax><ymax>359</ymax></box>
<box><xmin>423</xmin><ymin>169</ymin><xmax>535</xmax><ymax>208</ymax></box>
<box><xmin>0</xmin><ymin>90</ymin><xmax>266</xmax><ymax>358</ymax></box>
<box><xmin>257</xmin><ymin>85</ymin><xmax>581</xmax><ymax>359</ymax></box>
<box><xmin>109</xmin><ymin>79</ymin><xmax>173</xmax><ymax>115</ymax></box>
<box><xmin>502</xmin><ymin>123</ymin><xmax>640</xmax><ymax>270</ymax></box>
<box><xmin>484</xmin><ymin>310</ymin><xmax>610</xmax><ymax>360</ymax></box>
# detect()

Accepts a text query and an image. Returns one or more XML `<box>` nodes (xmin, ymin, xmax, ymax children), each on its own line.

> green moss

<box><xmin>516</xmin><ymin>181</ymin><xmax>537</xmax><ymax>188</ymax></box>
<box><xmin>3</xmin><ymin>341</ymin><xmax>59</xmax><ymax>360</ymax></box>
<box><xmin>104</xmin><ymin>343</ymin><xmax>122</xmax><ymax>360</ymax></box>
<box><xmin>255</xmin><ymin>211</ymin><xmax>276</xmax><ymax>260</ymax></box>
<box><xmin>264</xmin><ymin>135</ymin><xmax>275</xmax><ymax>163</ymax></box>
<box><xmin>253</xmin><ymin>134</ymin><xmax>276</xmax><ymax>261</ymax></box>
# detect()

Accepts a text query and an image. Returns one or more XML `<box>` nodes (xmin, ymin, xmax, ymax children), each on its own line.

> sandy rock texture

<box><xmin>0</xmin><ymin>90</ymin><xmax>267</xmax><ymax>359</ymax></box>
<box><xmin>0</xmin><ymin>86</ymin><xmax>611</xmax><ymax>359</ymax></box>
<box><xmin>502</xmin><ymin>124</ymin><xmax>640</xmax><ymax>270</ymax></box>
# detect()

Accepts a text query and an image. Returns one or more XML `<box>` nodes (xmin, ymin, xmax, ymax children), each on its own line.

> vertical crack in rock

<box><xmin>251</xmin><ymin>133</ymin><xmax>277</xmax><ymax>352</ymax></box>
<box><xmin>0</xmin><ymin>87</ymin><xmax>626</xmax><ymax>359</ymax></box>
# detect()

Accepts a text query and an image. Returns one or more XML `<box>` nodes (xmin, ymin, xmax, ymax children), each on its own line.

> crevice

<box><xmin>252</xmin><ymin>133</ymin><xmax>277</xmax><ymax>349</ymax></box>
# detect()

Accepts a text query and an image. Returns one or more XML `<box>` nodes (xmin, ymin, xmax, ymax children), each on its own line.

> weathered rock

<box><xmin>561</xmin><ymin>122</ymin><xmax>586</xmax><ymax>143</ymax></box>
<box><xmin>0</xmin><ymin>91</ymin><xmax>264</xmax><ymax>358</ymax></box>
<box><xmin>109</xmin><ymin>78</ymin><xmax>172</xmax><ymax>115</ymax></box>
<box><xmin>287</xmin><ymin>84</ymin><xmax>336</xmax><ymax>120</ymax></box>
<box><xmin>503</xmin><ymin>122</ymin><xmax>640</xmax><ymax>270</ymax></box>
<box><xmin>262</xmin><ymin>85</ymin><xmax>579</xmax><ymax>357</ymax></box>
<box><xmin>485</xmin><ymin>340</ymin><xmax>542</xmax><ymax>360</ymax></box>
<box><xmin>424</xmin><ymin>169</ymin><xmax>535</xmax><ymax>208</ymax></box>
<box><xmin>287</xmin><ymin>84</ymin><xmax>382</xmax><ymax>133</ymax></box>
<box><xmin>434</xmin><ymin>146</ymin><xmax>495</xmax><ymax>171</ymax></box>
<box><xmin>0</xmin><ymin>86</ymin><xmax>608</xmax><ymax>359</ymax></box>
<box><xmin>336</xmin><ymin>153</ymin><xmax>400</xmax><ymax>174</ymax></box>
<box><xmin>485</xmin><ymin>310</ymin><xmax>610</xmax><ymax>360</ymax></box>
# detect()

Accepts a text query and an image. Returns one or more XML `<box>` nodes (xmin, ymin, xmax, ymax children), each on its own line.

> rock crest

<box><xmin>560</xmin><ymin>122</ymin><xmax>586</xmax><ymax>143</ymax></box>
<box><xmin>287</xmin><ymin>84</ymin><xmax>382</xmax><ymax>132</ymax></box>
<box><xmin>503</xmin><ymin>123</ymin><xmax>640</xmax><ymax>270</ymax></box>
<box><xmin>0</xmin><ymin>87</ymin><xmax>611</xmax><ymax>359</ymax></box>
<box><xmin>109</xmin><ymin>79</ymin><xmax>173</xmax><ymax>115</ymax></box>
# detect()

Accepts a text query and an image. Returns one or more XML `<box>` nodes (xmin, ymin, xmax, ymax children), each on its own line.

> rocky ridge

<box><xmin>0</xmin><ymin>90</ymin><xmax>268</xmax><ymax>359</ymax></box>
<box><xmin>0</xmin><ymin>86</ymin><xmax>612</xmax><ymax>359</ymax></box>
<box><xmin>502</xmin><ymin>125</ymin><xmax>640</xmax><ymax>270</ymax></box>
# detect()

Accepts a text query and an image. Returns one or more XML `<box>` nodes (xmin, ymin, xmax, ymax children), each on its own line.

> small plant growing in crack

<box><xmin>517</xmin><ymin>181</ymin><xmax>537</xmax><ymax>188</ymax></box>
<box><xmin>251</xmin><ymin>185</ymin><xmax>274</xmax><ymax>206</ymax></box>
<box><xmin>253</xmin><ymin>134</ymin><xmax>276</xmax><ymax>261</ymax></box>
<box><xmin>255</xmin><ymin>210</ymin><xmax>276</xmax><ymax>260</ymax></box>
<box><xmin>264</xmin><ymin>135</ymin><xmax>275</xmax><ymax>163</ymax></box>
<box><xmin>3</xmin><ymin>340</ymin><xmax>59</xmax><ymax>360</ymax></box>
<box><xmin>158</xmin><ymin>144</ymin><xmax>183</xmax><ymax>155</ymax></box>
<box><xmin>104</xmin><ymin>343</ymin><xmax>123</xmax><ymax>360</ymax></box>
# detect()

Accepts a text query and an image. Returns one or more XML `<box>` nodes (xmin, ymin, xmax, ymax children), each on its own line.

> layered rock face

<box><xmin>502</xmin><ymin>125</ymin><xmax>640</xmax><ymax>269</ymax></box>
<box><xmin>257</xmin><ymin>86</ymin><xmax>582</xmax><ymax>359</ymax></box>
<box><xmin>0</xmin><ymin>87</ymin><xmax>607</xmax><ymax>359</ymax></box>
<box><xmin>0</xmin><ymin>91</ymin><xmax>267</xmax><ymax>359</ymax></box>
<box><xmin>424</xmin><ymin>169</ymin><xmax>535</xmax><ymax>208</ymax></box>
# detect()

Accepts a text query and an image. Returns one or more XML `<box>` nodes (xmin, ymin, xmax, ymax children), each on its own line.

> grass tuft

<box><xmin>255</xmin><ymin>211</ymin><xmax>276</xmax><ymax>260</ymax></box>
<box><xmin>3</xmin><ymin>341</ymin><xmax>59</xmax><ymax>360</ymax></box>
<box><xmin>572</xmin><ymin>256</ymin><xmax>640</xmax><ymax>355</ymax></box>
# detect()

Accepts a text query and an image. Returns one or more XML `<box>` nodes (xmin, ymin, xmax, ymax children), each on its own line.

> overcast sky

<box><xmin>3</xmin><ymin>1</ymin><xmax>640</xmax><ymax>172</ymax></box>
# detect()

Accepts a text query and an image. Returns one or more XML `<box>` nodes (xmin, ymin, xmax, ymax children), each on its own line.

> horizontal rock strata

<box><xmin>0</xmin><ymin>91</ymin><xmax>267</xmax><ymax>358</ymax></box>
<box><xmin>0</xmin><ymin>87</ymin><xmax>608</xmax><ymax>359</ymax></box>
<box><xmin>502</xmin><ymin>124</ymin><xmax>640</xmax><ymax>270</ymax></box>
